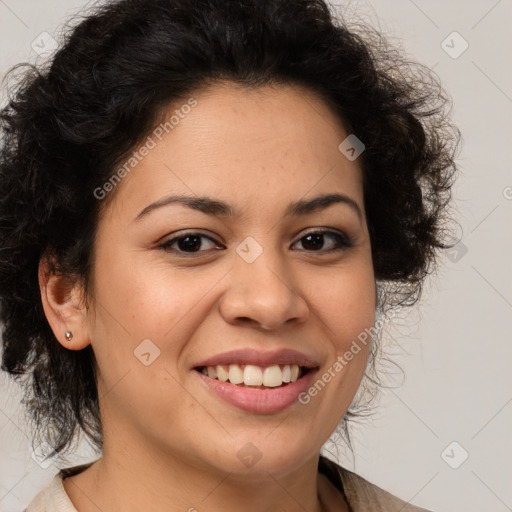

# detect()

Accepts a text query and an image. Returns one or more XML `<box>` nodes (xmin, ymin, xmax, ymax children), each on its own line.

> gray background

<box><xmin>1</xmin><ymin>1</ymin><xmax>511</xmax><ymax>511</ymax></box>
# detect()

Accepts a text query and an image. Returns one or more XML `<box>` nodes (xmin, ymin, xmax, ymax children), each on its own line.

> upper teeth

<box><xmin>201</xmin><ymin>364</ymin><xmax>301</xmax><ymax>387</ymax></box>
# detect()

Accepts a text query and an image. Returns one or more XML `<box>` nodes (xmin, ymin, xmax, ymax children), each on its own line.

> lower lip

<box><xmin>194</xmin><ymin>369</ymin><xmax>318</xmax><ymax>414</ymax></box>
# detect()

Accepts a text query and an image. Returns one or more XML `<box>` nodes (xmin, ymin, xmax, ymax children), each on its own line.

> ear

<box><xmin>38</xmin><ymin>256</ymin><xmax>91</xmax><ymax>350</ymax></box>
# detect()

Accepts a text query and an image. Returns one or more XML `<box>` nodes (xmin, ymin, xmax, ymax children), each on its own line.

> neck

<box><xmin>63</xmin><ymin>435</ymin><xmax>336</xmax><ymax>512</ymax></box>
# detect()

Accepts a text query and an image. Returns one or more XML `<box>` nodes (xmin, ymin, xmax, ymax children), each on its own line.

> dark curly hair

<box><xmin>0</xmin><ymin>0</ymin><xmax>460</xmax><ymax>456</ymax></box>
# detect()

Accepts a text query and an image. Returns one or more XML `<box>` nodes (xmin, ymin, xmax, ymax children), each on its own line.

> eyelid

<box><xmin>158</xmin><ymin>227</ymin><xmax>354</xmax><ymax>257</ymax></box>
<box><xmin>294</xmin><ymin>226</ymin><xmax>348</xmax><ymax>238</ymax></box>
<box><xmin>158</xmin><ymin>229</ymin><xmax>222</xmax><ymax>244</ymax></box>
<box><xmin>291</xmin><ymin>227</ymin><xmax>354</xmax><ymax>246</ymax></box>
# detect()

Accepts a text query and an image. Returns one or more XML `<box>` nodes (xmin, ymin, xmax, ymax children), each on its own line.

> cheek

<box><xmin>87</xmin><ymin>244</ymin><xmax>223</xmax><ymax>366</ymax></box>
<box><xmin>291</xmin><ymin>261</ymin><xmax>375</xmax><ymax>431</ymax></box>
<box><xmin>307</xmin><ymin>261</ymin><xmax>376</xmax><ymax>346</ymax></box>
<box><xmin>306</xmin><ymin>259</ymin><xmax>376</xmax><ymax>401</ymax></box>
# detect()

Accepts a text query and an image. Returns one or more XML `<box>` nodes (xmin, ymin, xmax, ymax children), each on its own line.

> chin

<box><xmin>195</xmin><ymin>436</ymin><xmax>319</xmax><ymax>479</ymax></box>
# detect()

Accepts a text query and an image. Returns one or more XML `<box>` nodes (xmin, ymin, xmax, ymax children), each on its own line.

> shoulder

<box><xmin>319</xmin><ymin>455</ymin><xmax>433</xmax><ymax>512</ymax></box>
<box><xmin>24</xmin><ymin>464</ymin><xmax>92</xmax><ymax>512</ymax></box>
<box><xmin>24</xmin><ymin>475</ymin><xmax>72</xmax><ymax>512</ymax></box>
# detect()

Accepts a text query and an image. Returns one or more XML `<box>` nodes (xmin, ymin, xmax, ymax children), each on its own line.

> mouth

<box><xmin>192</xmin><ymin>348</ymin><xmax>320</xmax><ymax>413</ymax></box>
<box><xmin>194</xmin><ymin>363</ymin><xmax>314</xmax><ymax>389</ymax></box>
<box><xmin>193</xmin><ymin>362</ymin><xmax>318</xmax><ymax>413</ymax></box>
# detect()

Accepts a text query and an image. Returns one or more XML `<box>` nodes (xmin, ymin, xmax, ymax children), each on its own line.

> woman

<box><xmin>0</xmin><ymin>0</ymin><xmax>459</xmax><ymax>510</ymax></box>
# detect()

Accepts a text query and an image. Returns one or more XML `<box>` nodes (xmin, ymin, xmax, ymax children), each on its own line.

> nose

<box><xmin>219</xmin><ymin>250</ymin><xmax>309</xmax><ymax>330</ymax></box>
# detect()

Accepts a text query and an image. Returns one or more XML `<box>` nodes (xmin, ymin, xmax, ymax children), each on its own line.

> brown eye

<box><xmin>293</xmin><ymin>230</ymin><xmax>353</xmax><ymax>252</ymax></box>
<box><xmin>159</xmin><ymin>233</ymin><xmax>221</xmax><ymax>255</ymax></box>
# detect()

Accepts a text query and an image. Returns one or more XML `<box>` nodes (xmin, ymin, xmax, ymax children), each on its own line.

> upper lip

<box><xmin>194</xmin><ymin>348</ymin><xmax>320</xmax><ymax>369</ymax></box>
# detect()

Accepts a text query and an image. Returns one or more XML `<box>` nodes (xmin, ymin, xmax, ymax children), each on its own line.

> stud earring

<box><xmin>65</xmin><ymin>331</ymin><xmax>73</xmax><ymax>341</ymax></box>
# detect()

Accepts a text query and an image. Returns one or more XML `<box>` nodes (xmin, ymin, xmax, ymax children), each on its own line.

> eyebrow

<box><xmin>133</xmin><ymin>192</ymin><xmax>363</xmax><ymax>222</ymax></box>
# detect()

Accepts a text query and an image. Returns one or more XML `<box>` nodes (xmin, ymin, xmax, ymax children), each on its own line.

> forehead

<box><xmin>102</xmin><ymin>81</ymin><xmax>364</xmax><ymax>221</ymax></box>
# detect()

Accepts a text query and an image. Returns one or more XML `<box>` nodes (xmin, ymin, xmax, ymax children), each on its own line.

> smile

<box><xmin>196</xmin><ymin>363</ymin><xmax>309</xmax><ymax>388</ymax></box>
<box><xmin>194</xmin><ymin>364</ymin><xmax>317</xmax><ymax>414</ymax></box>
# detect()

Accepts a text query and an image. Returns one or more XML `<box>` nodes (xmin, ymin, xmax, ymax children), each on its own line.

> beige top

<box><xmin>25</xmin><ymin>456</ymin><xmax>432</xmax><ymax>512</ymax></box>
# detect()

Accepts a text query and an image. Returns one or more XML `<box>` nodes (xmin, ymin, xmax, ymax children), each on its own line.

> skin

<box><xmin>40</xmin><ymin>81</ymin><xmax>376</xmax><ymax>512</ymax></box>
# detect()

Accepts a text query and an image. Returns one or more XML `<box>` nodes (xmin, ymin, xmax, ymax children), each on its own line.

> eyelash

<box><xmin>158</xmin><ymin>229</ymin><xmax>354</xmax><ymax>258</ymax></box>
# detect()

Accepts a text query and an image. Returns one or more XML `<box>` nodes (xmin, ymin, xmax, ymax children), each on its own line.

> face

<box><xmin>82</xmin><ymin>82</ymin><xmax>376</xmax><ymax>476</ymax></box>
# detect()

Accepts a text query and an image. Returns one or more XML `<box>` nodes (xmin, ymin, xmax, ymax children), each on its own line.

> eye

<box><xmin>158</xmin><ymin>232</ymin><xmax>223</xmax><ymax>256</ymax></box>
<box><xmin>158</xmin><ymin>229</ymin><xmax>353</xmax><ymax>257</ymax></box>
<box><xmin>292</xmin><ymin>229</ymin><xmax>353</xmax><ymax>253</ymax></box>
